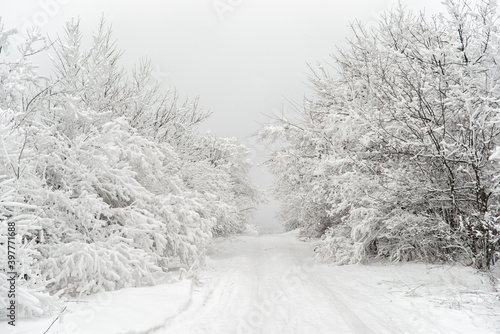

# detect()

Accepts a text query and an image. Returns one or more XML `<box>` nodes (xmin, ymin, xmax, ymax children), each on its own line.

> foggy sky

<box><xmin>1</xmin><ymin>0</ymin><xmax>444</xmax><ymax>232</ymax></box>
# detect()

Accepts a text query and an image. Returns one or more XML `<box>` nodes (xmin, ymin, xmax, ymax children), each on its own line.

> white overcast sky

<box><xmin>1</xmin><ymin>0</ymin><xmax>445</xmax><ymax>231</ymax></box>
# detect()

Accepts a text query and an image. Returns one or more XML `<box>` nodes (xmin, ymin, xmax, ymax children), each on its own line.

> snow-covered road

<box><xmin>156</xmin><ymin>232</ymin><xmax>499</xmax><ymax>334</ymax></box>
<box><xmin>5</xmin><ymin>232</ymin><xmax>498</xmax><ymax>334</ymax></box>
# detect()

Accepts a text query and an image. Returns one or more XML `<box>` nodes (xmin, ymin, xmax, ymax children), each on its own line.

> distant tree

<box><xmin>176</xmin><ymin>133</ymin><xmax>263</xmax><ymax>236</ymax></box>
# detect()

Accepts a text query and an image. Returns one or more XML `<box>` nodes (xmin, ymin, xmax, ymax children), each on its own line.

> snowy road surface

<box><xmin>156</xmin><ymin>232</ymin><xmax>499</xmax><ymax>334</ymax></box>
<box><xmin>3</xmin><ymin>232</ymin><xmax>499</xmax><ymax>333</ymax></box>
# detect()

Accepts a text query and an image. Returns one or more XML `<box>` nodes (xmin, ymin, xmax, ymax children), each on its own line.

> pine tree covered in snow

<box><xmin>0</xmin><ymin>18</ymin><xmax>261</xmax><ymax>319</ymax></box>
<box><xmin>261</xmin><ymin>0</ymin><xmax>500</xmax><ymax>269</ymax></box>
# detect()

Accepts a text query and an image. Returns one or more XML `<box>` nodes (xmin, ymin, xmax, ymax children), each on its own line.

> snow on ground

<box><xmin>0</xmin><ymin>280</ymin><xmax>192</xmax><ymax>334</ymax></box>
<box><xmin>155</xmin><ymin>232</ymin><xmax>500</xmax><ymax>334</ymax></box>
<box><xmin>2</xmin><ymin>231</ymin><xmax>499</xmax><ymax>333</ymax></box>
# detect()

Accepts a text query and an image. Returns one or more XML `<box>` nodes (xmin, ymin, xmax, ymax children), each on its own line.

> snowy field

<box><xmin>2</xmin><ymin>231</ymin><xmax>499</xmax><ymax>334</ymax></box>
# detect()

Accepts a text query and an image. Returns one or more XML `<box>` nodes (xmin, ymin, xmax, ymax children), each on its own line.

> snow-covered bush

<box><xmin>487</xmin><ymin>148</ymin><xmax>500</xmax><ymax>268</ymax></box>
<box><xmin>0</xmin><ymin>176</ymin><xmax>61</xmax><ymax>318</ymax></box>
<box><xmin>315</xmin><ymin>225</ymin><xmax>360</xmax><ymax>265</ymax></box>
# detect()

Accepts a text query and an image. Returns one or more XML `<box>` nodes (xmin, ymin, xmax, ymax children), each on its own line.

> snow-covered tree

<box><xmin>262</xmin><ymin>0</ymin><xmax>500</xmax><ymax>269</ymax></box>
<box><xmin>176</xmin><ymin>133</ymin><xmax>263</xmax><ymax>236</ymax></box>
<box><xmin>0</xmin><ymin>17</ymin><xmax>261</xmax><ymax>319</ymax></box>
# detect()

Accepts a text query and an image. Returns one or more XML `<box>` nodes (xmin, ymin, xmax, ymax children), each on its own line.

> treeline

<box><xmin>0</xmin><ymin>19</ymin><xmax>261</xmax><ymax>317</ymax></box>
<box><xmin>261</xmin><ymin>0</ymin><xmax>500</xmax><ymax>269</ymax></box>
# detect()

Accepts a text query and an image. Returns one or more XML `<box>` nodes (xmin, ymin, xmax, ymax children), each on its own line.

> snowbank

<box><xmin>0</xmin><ymin>280</ymin><xmax>193</xmax><ymax>334</ymax></box>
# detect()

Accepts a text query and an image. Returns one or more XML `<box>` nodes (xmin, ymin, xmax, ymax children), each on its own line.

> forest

<box><xmin>0</xmin><ymin>18</ymin><xmax>262</xmax><ymax>317</ymax></box>
<box><xmin>261</xmin><ymin>0</ymin><xmax>500</xmax><ymax>270</ymax></box>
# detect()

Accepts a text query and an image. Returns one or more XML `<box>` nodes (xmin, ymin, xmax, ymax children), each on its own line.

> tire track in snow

<box><xmin>153</xmin><ymin>234</ymin><xmax>424</xmax><ymax>333</ymax></box>
<box><xmin>306</xmin><ymin>273</ymin><xmax>391</xmax><ymax>334</ymax></box>
<box><xmin>155</xmin><ymin>267</ymin><xmax>242</xmax><ymax>333</ymax></box>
